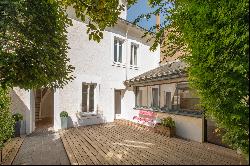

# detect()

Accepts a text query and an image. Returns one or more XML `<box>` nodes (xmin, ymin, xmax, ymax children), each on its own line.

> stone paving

<box><xmin>12</xmin><ymin>127</ymin><xmax>70</xmax><ymax>165</ymax></box>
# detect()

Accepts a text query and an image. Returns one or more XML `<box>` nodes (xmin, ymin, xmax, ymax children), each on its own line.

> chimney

<box><xmin>156</xmin><ymin>13</ymin><xmax>160</xmax><ymax>32</ymax></box>
<box><xmin>156</xmin><ymin>13</ymin><xmax>163</xmax><ymax>65</ymax></box>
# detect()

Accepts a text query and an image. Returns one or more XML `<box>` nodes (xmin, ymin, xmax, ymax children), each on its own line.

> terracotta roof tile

<box><xmin>124</xmin><ymin>61</ymin><xmax>187</xmax><ymax>85</ymax></box>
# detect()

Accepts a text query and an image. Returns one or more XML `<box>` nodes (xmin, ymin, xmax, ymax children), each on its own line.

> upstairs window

<box><xmin>130</xmin><ymin>44</ymin><xmax>138</xmax><ymax>66</ymax></box>
<box><xmin>114</xmin><ymin>38</ymin><xmax>123</xmax><ymax>63</ymax></box>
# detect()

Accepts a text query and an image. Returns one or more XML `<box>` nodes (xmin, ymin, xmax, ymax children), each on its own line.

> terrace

<box><xmin>60</xmin><ymin>121</ymin><xmax>246</xmax><ymax>165</ymax></box>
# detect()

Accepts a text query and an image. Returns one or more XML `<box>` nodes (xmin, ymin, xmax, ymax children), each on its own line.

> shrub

<box><xmin>0</xmin><ymin>86</ymin><xmax>15</xmax><ymax>149</ymax></box>
<box><xmin>161</xmin><ymin>117</ymin><xmax>175</xmax><ymax>128</ymax></box>
<box><xmin>60</xmin><ymin>111</ymin><xmax>68</xmax><ymax>118</ymax></box>
<box><xmin>12</xmin><ymin>113</ymin><xmax>23</xmax><ymax>122</ymax></box>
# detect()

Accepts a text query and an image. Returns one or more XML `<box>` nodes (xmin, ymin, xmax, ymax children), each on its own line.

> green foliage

<box><xmin>0</xmin><ymin>0</ymin><xmax>139</xmax><ymax>90</ymax></box>
<box><xmin>0</xmin><ymin>0</ymin><xmax>75</xmax><ymax>89</ymax></box>
<box><xmin>12</xmin><ymin>113</ymin><xmax>24</xmax><ymax>122</ymax></box>
<box><xmin>60</xmin><ymin>111</ymin><xmax>68</xmax><ymax>117</ymax></box>
<box><xmin>60</xmin><ymin>0</ymin><xmax>137</xmax><ymax>42</ymax></box>
<box><xmin>0</xmin><ymin>86</ymin><xmax>14</xmax><ymax>149</ymax></box>
<box><xmin>138</xmin><ymin>0</ymin><xmax>249</xmax><ymax>157</ymax></box>
<box><xmin>160</xmin><ymin>117</ymin><xmax>175</xmax><ymax>128</ymax></box>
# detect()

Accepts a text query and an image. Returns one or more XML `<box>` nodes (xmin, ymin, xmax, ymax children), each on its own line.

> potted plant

<box><xmin>154</xmin><ymin>117</ymin><xmax>175</xmax><ymax>137</ymax></box>
<box><xmin>12</xmin><ymin>113</ymin><xmax>23</xmax><ymax>137</ymax></box>
<box><xmin>60</xmin><ymin>111</ymin><xmax>68</xmax><ymax>129</ymax></box>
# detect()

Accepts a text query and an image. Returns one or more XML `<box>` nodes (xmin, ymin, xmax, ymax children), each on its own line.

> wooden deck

<box><xmin>60</xmin><ymin>120</ymin><xmax>246</xmax><ymax>165</ymax></box>
<box><xmin>1</xmin><ymin>137</ymin><xmax>24</xmax><ymax>165</ymax></box>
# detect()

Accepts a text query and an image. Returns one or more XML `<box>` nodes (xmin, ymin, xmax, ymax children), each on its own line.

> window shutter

<box><xmin>118</xmin><ymin>40</ymin><xmax>122</xmax><ymax>63</ymax></box>
<box><xmin>82</xmin><ymin>84</ymin><xmax>88</xmax><ymax>112</ymax></box>
<box><xmin>114</xmin><ymin>40</ymin><xmax>117</xmax><ymax>62</ymax></box>
<box><xmin>134</xmin><ymin>46</ymin><xmax>137</xmax><ymax>65</ymax></box>
<box><xmin>89</xmin><ymin>84</ymin><xmax>95</xmax><ymax>112</ymax></box>
<box><xmin>130</xmin><ymin>45</ymin><xmax>133</xmax><ymax>65</ymax></box>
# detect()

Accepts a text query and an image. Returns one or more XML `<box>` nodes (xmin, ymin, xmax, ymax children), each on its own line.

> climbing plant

<box><xmin>135</xmin><ymin>0</ymin><xmax>249</xmax><ymax>157</ymax></box>
<box><xmin>1</xmin><ymin>0</ymin><xmax>248</xmax><ymax>159</ymax></box>
<box><xmin>0</xmin><ymin>0</ymin><xmax>75</xmax><ymax>89</ymax></box>
<box><xmin>0</xmin><ymin>86</ymin><xmax>14</xmax><ymax>150</ymax></box>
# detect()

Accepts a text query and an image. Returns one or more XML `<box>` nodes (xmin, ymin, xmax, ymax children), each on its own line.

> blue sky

<box><xmin>127</xmin><ymin>0</ymin><xmax>165</xmax><ymax>31</ymax></box>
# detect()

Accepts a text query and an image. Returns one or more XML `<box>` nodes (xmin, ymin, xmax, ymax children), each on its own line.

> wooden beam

<box><xmin>130</xmin><ymin>77</ymin><xmax>188</xmax><ymax>87</ymax></box>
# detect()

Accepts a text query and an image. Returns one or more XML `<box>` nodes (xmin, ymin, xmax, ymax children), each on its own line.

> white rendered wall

<box><xmin>10</xmin><ymin>88</ymin><xmax>35</xmax><ymax>134</ymax></box>
<box><xmin>52</xmin><ymin>15</ymin><xmax>160</xmax><ymax>130</ymax></box>
<box><xmin>10</xmin><ymin>6</ymin><xmax>160</xmax><ymax>132</ymax></box>
<box><xmin>119</xmin><ymin>0</ymin><xmax>127</xmax><ymax>20</ymax></box>
<box><xmin>128</xmin><ymin>109</ymin><xmax>203</xmax><ymax>142</ymax></box>
<box><xmin>157</xmin><ymin>112</ymin><xmax>204</xmax><ymax>142</ymax></box>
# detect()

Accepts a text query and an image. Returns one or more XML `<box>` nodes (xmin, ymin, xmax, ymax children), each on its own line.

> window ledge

<box><xmin>129</xmin><ymin>65</ymin><xmax>139</xmax><ymax>70</ymax></box>
<box><xmin>112</xmin><ymin>62</ymin><xmax>126</xmax><ymax>68</ymax></box>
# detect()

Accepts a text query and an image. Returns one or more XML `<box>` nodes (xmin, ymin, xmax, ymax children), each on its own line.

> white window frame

<box><xmin>113</xmin><ymin>37</ymin><xmax>124</xmax><ymax>64</ymax></box>
<box><xmin>130</xmin><ymin>43</ymin><xmax>139</xmax><ymax>66</ymax></box>
<box><xmin>82</xmin><ymin>83</ymin><xmax>96</xmax><ymax>113</ymax></box>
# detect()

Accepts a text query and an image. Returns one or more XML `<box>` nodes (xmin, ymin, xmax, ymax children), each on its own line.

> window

<box><xmin>130</xmin><ymin>44</ymin><xmax>138</xmax><ymax>66</ymax></box>
<box><xmin>152</xmin><ymin>88</ymin><xmax>159</xmax><ymax>107</ymax></box>
<box><xmin>82</xmin><ymin>83</ymin><xmax>96</xmax><ymax>112</ymax></box>
<box><xmin>114</xmin><ymin>38</ymin><xmax>123</xmax><ymax>63</ymax></box>
<box><xmin>164</xmin><ymin>92</ymin><xmax>171</xmax><ymax>109</ymax></box>
<box><xmin>179</xmin><ymin>89</ymin><xmax>200</xmax><ymax>111</ymax></box>
<box><xmin>135</xmin><ymin>87</ymin><xmax>143</xmax><ymax>106</ymax></box>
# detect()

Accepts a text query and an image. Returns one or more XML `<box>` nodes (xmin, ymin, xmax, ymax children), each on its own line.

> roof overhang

<box><xmin>124</xmin><ymin>74</ymin><xmax>188</xmax><ymax>87</ymax></box>
<box><xmin>124</xmin><ymin>61</ymin><xmax>187</xmax><ymax>86</ymax></box>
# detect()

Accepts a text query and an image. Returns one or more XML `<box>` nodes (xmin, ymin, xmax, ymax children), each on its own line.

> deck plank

<box><xmin>1</xmin><ymin>136</ymin><xmax>24</xmax><ymax>165</ymax></box>
<box><xmin>60</xmin><ymin>131</ymin><xmax>79</xmax><ymax>165</ymax></box>
<box><xmin>61</xmin><ymin>120</ymin><xmax>247</xmax><ymax>165</ymax></box>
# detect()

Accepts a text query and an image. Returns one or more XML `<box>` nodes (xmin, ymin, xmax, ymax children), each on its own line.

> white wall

<box><xmin>119</xmin><ymin>0</ymin><xmax>127</xmax><ymax>20</ymax></box>
<box><xmin>126</xmin><ymin>109</ymin><xmax>204</xmax><ymax>143</ymax></box>
<box><xmin>52</xmin><ymin>14</ymin><xmax>160</xmax><ymax>130</ymax></box>
<box><xmin>9</xmin><ymin>3</ymin><xmax>160</xmax><ymax>132</ymax></box>
<box><xmin>157</xmin><ymin>112</ymin><xmax>204</xmax><ymax>142</ymax></box>
<box><xmin>10</xmin><ymin>88</ymin><xmax>35</xmax><ymax>134</ymax></box>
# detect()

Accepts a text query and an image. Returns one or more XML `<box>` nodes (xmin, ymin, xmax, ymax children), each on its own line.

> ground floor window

<box><xmin>135</xmin><ymin>89</ymin><xmax>143</xmax><ymax>106</ymax></box>
<box><xmin>134</xmin><ymin>82</ymin><xmax>201</xmax><ymax>112</ymax></box>
<box><xmin>152</xmin><ymin>88</ymin><xmax>159</xmax><ymax>107</ymax></box>
<box><xmin>82</xmin><ymin>83</ymin><xmax>96</xmax><ymax>112</ymax></box>
<box><xmin>164</xmin><ymin>92</ymin><xmax>171</xmax><ymax>109</ymax></box>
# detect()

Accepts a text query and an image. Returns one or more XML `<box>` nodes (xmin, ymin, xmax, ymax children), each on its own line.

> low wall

<box><xmin>126</xmin><ymin>109</ymin><xmax>204</xmax><ymax>143</ymax></box>
<box><xmin>157</xmin><ymin>112</ymin><xmax>203</xmax><ymax>142</ymax></box>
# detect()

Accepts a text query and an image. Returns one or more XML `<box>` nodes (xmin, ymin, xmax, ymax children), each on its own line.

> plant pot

<box><xmin>169</xmin><ymin>127</ymin><xmax>175</xmax><ymax>137</ymax></box>
<box><xmin>61</xmin><ymin>117</ymin><xmax>68</xmax><ymax>129</ymax></box>
<box><xmin>154</xmin><ymin>124</ymin><xmax>175</xmax><ymax>137</ymax></box>
<box><xmin>14</xmin><ymin>121</ymin><xmax>21</xmax><ymax>137</ymax></box>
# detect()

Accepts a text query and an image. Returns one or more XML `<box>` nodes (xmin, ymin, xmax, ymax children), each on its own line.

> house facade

<box><xmin>10</xmin><ymin>2</ymin><xmax>160</xmax><ymax>134</ymax></box>
<box><xmin>9</xmin><ymin>2</ymin><xmax>225</xmax><ymax>147</ymax></box>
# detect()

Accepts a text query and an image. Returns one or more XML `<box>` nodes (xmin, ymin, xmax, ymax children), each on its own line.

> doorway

<box><xmin>35</xmin><ymin>88</ymin><xmax>54</xmax><ymax>129</ymax></box>
<box><xmin>114</xmin><ymin>90</ymin><xmax>121</xmax><ymax>119</ymax></box>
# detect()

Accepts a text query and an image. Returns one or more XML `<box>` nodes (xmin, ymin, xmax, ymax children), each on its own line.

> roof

<box><xmin>124</xmin><ymin>61</ymin><xmax>187</xmax><ymax>85</ymax></box>
<box><xmin>118</xmin><ymin>18</ymin><xmax>155</xmax><ymax>36</ymax></box>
